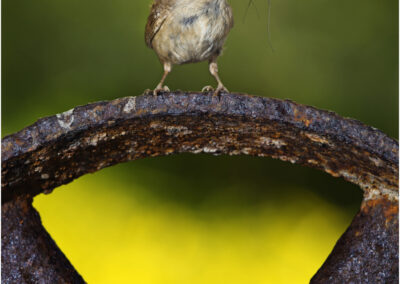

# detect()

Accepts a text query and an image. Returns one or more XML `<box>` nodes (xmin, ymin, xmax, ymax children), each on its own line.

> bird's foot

<box><xmin>213</xmin><ymin>84</ymin><xmax>229</xmax><ymax>97</ymax></box>
<box><xmin>153</xmin><ymin>85</ymin><xmax>170</xmax><ymax>96</ymax></box>
<box><xmin>201</xmin><ymin>85</ymin><xmax>215</xmax><ymax>93</ymax></box>
<box><xmin>143</xmin><ymin>89</ymin><xmax>153</xmax><ymax>95</ymax></box>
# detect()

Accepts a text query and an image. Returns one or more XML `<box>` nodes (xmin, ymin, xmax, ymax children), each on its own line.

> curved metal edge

<box><xmin>2</xmin><ymin>92</ymin><xmax>398</xmax><ymax>203</ymax></box>
<box><xmin>3</xmin><ymin>92</ymin><xmax>398</xmax><ymax>163</ymax></box>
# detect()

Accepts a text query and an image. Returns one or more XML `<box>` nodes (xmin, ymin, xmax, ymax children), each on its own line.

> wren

<box><xmin>145</xmin><ymin>0</ymin><xmax>234</xmax><ymax>95</ymax></box>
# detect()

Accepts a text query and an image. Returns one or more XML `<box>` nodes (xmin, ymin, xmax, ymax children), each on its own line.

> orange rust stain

<box><xmin>293</xmin><ymin>108</ymin><xmax>312</xmax><ymax>127</ymax></box>
<box><xmin>151</xmin><ymin>106</ymin><xmax>168</xmax><ymax>114</ymax></box>
<box><xmin>304</xmin><ymin>133</ymin><xmax>330</xmax><ymax>145</ymax></box>
<box><xmin>135</xmin><ymin>109</ymin><xmax>146</xmax><ymax>116</ymax></box>
<box><xmin>111</xmin><ymin>98</ymin><xmax>124</xmax><ymax>105</ymax></box>
<box><xmin>384</xmin><ymin>203</ymin><xmax>399</xmax><ymax>220</ymax></box>
<box><xmin>362</xmin><ymin>199</ymin><xmax>382</xmax><ymax>212</ymax></box>
<box><xmin>362</xmin><ymin>198</ymin><xmax>398</xmax><ymax>223</ymax></box>
<box><xmin>92</xmin><ymin>105</ymin><xmax>104</xmax><ymax>112</ymax></box>
<box><xmin>3</xmin><ymin>142</ymin><xmax>13</xmax><ymax>152</ymax></box>
<box><xmin>325</xmin><ymin>168</ymin><xmax>340</xmax><ymax>178</ymax></box>
<box><xmin>15</xmin><ymin>138</ymin><xmax>25</xmax><ymax>146</ymax></box>
<box><xmin>19</xmin><ymin>198</ymin><xmax>31</xmax><ymax>214</ymax></box>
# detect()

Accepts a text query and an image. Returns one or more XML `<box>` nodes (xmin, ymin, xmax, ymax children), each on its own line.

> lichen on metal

<box><xmin>1</xmin><ymin>92</ymin><xmax>398</xmax><ymax>283</ymax></box>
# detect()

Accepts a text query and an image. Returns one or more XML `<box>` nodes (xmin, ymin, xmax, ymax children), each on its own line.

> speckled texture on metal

<box><xmin>2</xmin><ymin>92</ymin><xmax>398</xmax><ymax>283</ymax></box>
<box><xmin>311</xmin><ymin>198</ymin><xmax>399</xmax><ymax>283</ymax></box>
<box><xmin>1</xmin><ymin>196</ymin><xmax>85</xmax><ymax>283</ymax></box>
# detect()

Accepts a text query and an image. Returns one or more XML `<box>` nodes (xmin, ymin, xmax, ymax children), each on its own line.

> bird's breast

<box><xmin>152</xmin><ymin>0</ymin><xmax>233</xmax><ymax>65</ymax></box>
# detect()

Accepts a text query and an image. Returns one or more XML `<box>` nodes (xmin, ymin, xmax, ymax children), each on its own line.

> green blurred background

<box><xmin>2</xmin><ymin>0</ymin><xmax>398</xmax><ymax>283</ymax></box>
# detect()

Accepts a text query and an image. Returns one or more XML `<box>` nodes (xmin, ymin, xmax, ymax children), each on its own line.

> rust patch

<box><xmin>293</xmin><ymin>107</ymin><xmax>312</xmax><ymax>127</ymax></box>
<box><xmin>304</xmin><ymin>132</ymin><xmax>332</xmax><ymax>146</ymax></box>
<box><xmin>361</xmin><ymin>198</ymin><xmax>399</xmax><ymax>224</ymax></box>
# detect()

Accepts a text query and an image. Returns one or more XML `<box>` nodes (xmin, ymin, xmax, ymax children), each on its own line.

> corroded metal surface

<box><xmin>1</xmin><ymin>92</ymin><xmax>398</xmax><ymax>283</ymax></box>
<box><xmin>1</xmin><ymin>196</ymin><xmax>85</xmax><ymax>283</ymax></box>
<box><xmin>311</xmin><ymin>198</ymin><xmax>399</xmax><ymax>283</ymax></box>
<box><xmin>2</xmin><ymin>92</ymin><xmax>398</xmax><ymax>202</ymax></box>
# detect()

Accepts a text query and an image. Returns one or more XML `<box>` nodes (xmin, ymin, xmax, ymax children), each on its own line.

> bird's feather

<box><xmin>145</xmin><ymin>0</ymin><xmax>175</xmax><ymax>48</ymax></box>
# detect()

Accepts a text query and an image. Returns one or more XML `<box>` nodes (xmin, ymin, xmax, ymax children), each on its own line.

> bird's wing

<box><xmin>145</xmin><ymin>0</ymin><xmax>173</xmax><ymax>49</ymax></box>
<box><xmin>226</xmin><ymin>3</ymin><xmax>234</xmax><ymax>31</ymax></box>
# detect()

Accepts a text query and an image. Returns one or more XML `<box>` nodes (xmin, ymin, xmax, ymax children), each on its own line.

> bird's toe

<box><xmin>143</xmin><ymin>88</ymin><xmax>153</xmax><ymax>95</ymax></box>
<box><xmin>152</xmin><ymin>85</ymin><xmax>170</xmax><ymax>96</ymax></box>
<box><xmin>202</xmin><ymin>85</ymin><xmax>215</xmax><ymax>93</ymax></box>
<box><xmin>213</xmin><ymin>85</ymin><xmax>229</xmax><ymax>96</ymax></box>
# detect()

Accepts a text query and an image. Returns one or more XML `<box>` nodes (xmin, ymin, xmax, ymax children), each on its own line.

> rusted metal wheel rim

<box><xmin>2</xmin><ymin>92</ymin><xmax>398</xmax><ymax>283</ymax></box>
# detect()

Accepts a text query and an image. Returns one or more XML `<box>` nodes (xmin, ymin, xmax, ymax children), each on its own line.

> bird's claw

<box><xmin>152</xmin><ymin>85</ymin><xmax>170</xmax><ymax>96</ymax></box>
<box><xmin>201</xmin><ymin>85</ymin><xmax>215</xmax><ymax>93</ymax></box>
<box><xmin>213</xmin><ymin>85</ymin><xmax>229</xmax><ymax>97</ymax></box>
<box><xmin>143</xmin><ymin>89</ymin><xmax>153</xmax><ymax>95</ymax></box>
<box><xmin>202</xmin><ymin>85</ymin><xmax>228</xmax><ymax>96</ymax></box>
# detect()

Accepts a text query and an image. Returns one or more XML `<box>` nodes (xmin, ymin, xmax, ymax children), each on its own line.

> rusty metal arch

<box><xmin>2</xmin><ymin>92</ymin><xmax>398</xmax><ymax>283</ymax></box>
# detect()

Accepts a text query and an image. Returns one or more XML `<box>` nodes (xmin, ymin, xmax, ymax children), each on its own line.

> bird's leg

<box><xmin>209</xmin><ymin>59</ymin><xmax>228</xmax><ymax>95</ymax></box>
<box><xmin>153</xmin><ymin>62</ymin><xmax>172</xmax><ymax>96</ymax></box>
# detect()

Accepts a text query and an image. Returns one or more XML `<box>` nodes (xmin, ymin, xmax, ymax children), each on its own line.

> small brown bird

<box><xmin>145</xmin><ymin>0</ymin><xmax>234</xmax><ymax>95</ymax></box>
